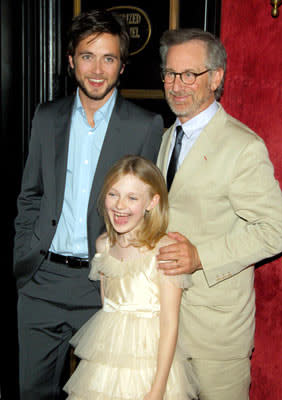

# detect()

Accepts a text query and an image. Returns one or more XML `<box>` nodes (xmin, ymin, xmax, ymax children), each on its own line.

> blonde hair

<box><xmin>98</xmin><ymin>155</ymin><xmax>168</xmax><ymax>249</ymax></box>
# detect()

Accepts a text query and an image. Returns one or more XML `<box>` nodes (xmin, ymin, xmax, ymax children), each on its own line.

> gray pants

<box><xmin>17</xmin><ymin>258</ymin><xmax>101</xmax><ymax>400</ymax></box>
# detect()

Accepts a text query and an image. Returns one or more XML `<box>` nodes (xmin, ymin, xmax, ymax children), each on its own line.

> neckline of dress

<box><xmin>106</xmin><ymin>247</ymin><xmax>156</xmax><ymax>264</ymax></box>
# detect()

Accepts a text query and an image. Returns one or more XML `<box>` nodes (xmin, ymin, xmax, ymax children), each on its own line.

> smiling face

<box><xmin>68</xmin><ymin>32</ymin><xmax>124</xmax><ymax>110</ymax></box>
<box><xmin>164</xmin><ymin>40</ymin><xmax>223</xmax><ymax>123</ymax></box>
<box><xmin>105</xmin><ymin>174</ymin><xmax>159</xmax><ymax>238</ymax></box>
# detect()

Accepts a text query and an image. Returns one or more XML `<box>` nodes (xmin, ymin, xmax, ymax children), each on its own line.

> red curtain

<box><xmin>220</xmin><ymin>1</ymin><xmax>282</xmax><ymax>399</ymax></box>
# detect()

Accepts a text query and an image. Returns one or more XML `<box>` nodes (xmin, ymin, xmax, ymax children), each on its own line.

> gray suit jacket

<box><xmin>157</xmin><ymin>104</ymin><xmax>282</xmax><ymax>360</ymax></box>
<box><xmin>14</xmin><ymin>93</ymin><xmax>163</xmax><ymax>289</ymax></box>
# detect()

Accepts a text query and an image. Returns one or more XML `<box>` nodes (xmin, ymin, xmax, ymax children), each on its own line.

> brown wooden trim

<box><xmin>169</xmin><ymin>0</ymin><xmax>179</xmax><ymax>29</ymax></box>
<box><xmin>120</xmin><ymin>89</ymin><xmax>164</xmax><ymax>99</ymax></box>
<box><xmin>73</xmin><ymin>0</ymin><xmax>81</xmax><ymax>16</ymax></box>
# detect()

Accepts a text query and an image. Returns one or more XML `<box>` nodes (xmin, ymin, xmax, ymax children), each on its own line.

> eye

<box><xmin>165</xmin><ymin>71</ymin><xmax>175</xmax><ymax>79</ymax></box>
<box><xmin>81</xmin><ymin>54</ymin><xmax>92</xmax><ymax>61</ymax></box>
<box><xmin>107</xmin><ymin>191</ymin><xmax>116</xmax><ymax>197</ymax></box>
<box><xmin>184</xmin><ymin>71</ymin><xmax>194</xmax><ymax>79</ymax></box>
<box><xmin>104</xmin><ymin>56</ymin><xmax>115</xmax><ymax>63</ymax></box>
<box><xmin>129</xmin><ymin>196</ymin><xmax>138</xmax><ymax>201</ymax></box>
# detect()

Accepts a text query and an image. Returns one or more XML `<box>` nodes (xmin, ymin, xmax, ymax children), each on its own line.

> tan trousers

<box><xmin>190</xmin><ymin>358</ymin><xmax>251</xmax><ymax>400</ymax></box>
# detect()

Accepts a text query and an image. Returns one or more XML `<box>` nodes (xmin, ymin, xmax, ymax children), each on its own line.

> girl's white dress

<box><xmin>64</xmin><ymin>242</ymin><xmax>199</xmax><ymax>400</ymax></box>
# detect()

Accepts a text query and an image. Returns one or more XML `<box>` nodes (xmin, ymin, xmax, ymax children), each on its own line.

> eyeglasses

<box><xmin>161</xmin><ymin>69</ymin><xmax>211</xmax><ymax>85</ymax></box>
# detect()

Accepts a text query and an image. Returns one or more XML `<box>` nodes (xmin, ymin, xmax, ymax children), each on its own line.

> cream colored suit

<box><xmin>157</xmin><ymin>104</ymin><xmax>282</xmax><ymax>362</ymax></box>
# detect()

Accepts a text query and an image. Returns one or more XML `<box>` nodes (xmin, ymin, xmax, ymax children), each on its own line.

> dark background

<box><xmin>1</xmin><ymin>0</ymin><xmax>220</xmax><ymax>398</ymax></box>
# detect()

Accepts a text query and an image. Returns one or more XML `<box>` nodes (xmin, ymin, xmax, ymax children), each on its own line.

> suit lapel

<box><xmin>87</xmin><ymin>94</ymin><xmax>124</xmax><ymax>217</ymax></box>
<box><xmin>53</xmin><ymin>96</ymin><xmax>74</xmax><ymax>216</ymax></box>
<box><xmin>158</xmin><ymin>123</ymin><xmax>176</xmax><ymax>174</ymax></box>
<box><xmin>168</xmin><ymin>105</ymin><xmax>226</xmax><ymax>198</ymax></box>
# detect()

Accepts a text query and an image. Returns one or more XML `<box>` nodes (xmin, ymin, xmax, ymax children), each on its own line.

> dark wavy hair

<box><xmin>67</xmin><ymin>9</ymin><xmax>130</xmax><ymax>65</ymax></box>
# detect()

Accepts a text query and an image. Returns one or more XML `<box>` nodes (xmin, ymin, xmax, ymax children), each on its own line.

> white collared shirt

<box><xmin>167</xmin><ymin>101</ymin><xmax>219</xmax><ymax>171</ymax></box>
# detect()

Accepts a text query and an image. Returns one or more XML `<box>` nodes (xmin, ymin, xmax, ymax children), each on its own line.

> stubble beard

<box><xmin>77</xmin><ymin>75</ymin><xmax>120</xmax><ymax>101</ymax></box>
<box><xmin>165</xmin><ymin>86</ymin><xmax>214</xmax><ymax>121</ymax></box>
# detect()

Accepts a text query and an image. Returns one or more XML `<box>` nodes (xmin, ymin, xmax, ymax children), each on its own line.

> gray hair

<box><xmin>160</xmin><ymin>29</ymin><xmax>227</xmax><ymax>100</ymax></box>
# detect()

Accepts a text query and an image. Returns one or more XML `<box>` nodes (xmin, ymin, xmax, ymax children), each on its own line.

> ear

<box><xmin>120</xmin><ymin>63</ymin><xmax>125</xmax><ymax>75</ymax></box>
<box><xmin>68</xmin><ymin>55</ymin><xmax>74</xmax><ymax>70</ymax></box>
<box><xmin>146</xmin><ymin>194</ymin><xmax>160</xmax><ymax>211</ymax></box>
<box><xmin>210</xmin><ymin>68</ymin><xmax>224</xmax><ymax>92</ymax></box>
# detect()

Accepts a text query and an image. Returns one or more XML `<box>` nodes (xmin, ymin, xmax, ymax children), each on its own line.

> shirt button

<box><xmin>84</xmin><ymin>160</ymin><xmax>89</xmax><ymax>165</ymax></box>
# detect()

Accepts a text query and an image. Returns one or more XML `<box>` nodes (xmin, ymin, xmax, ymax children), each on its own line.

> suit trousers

<box><xmin>189</xmin><ymin>357</ymin><xmax>251</xmax><ymax>400</ymax></box>
<box><xmin>17</xmin><ymin>258</ymin><xmax>100</xmax><ymax>400</ymax></box>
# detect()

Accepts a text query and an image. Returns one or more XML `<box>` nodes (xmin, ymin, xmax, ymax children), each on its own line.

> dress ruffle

<box><xmin>64</xmin><ymin>309</ymin><xmax>198</xmax><ymax>400</ymax></box>
<box><xmin>64</xmin><ymin>236</ymin><xmax>198</xmax><ymax>399</ymax></box>
<box><xmin>64</xmin><ymin>359</ymin><xmax>198</xmax><ymax>400</ymax></box>
<box><xmin>89</xmin><ymin>248</ymin><xmax>157</xmax><ymax>279</ymax></box>
<box><xmin>89</xmin><ymin>251</ymin><xmax>192</xmax><ymax>290</ymax></box>
<box><xmin>69</xmin><ymin>309</ymin><xmax>161</xmax><ymax>365</ymax></box>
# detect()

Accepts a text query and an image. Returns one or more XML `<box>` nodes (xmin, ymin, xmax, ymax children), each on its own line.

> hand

<box><xmin>157</xmin><ymin>232</ymin><xmax>202</xmax><ymax>275</ymax></box>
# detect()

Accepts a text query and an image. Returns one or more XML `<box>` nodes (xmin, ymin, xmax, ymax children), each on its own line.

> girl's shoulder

<box><xmin>95</xmin><ymin>232</ymin><xmax>109</xmax><ymax>254</ymax></box>
<box><xmin>89</xmin><ymin>233</ymin><xmax>110</xmax><ymax>281</ymax></box>
<box><xmin>155</xmin><ymin>234</ymin><xmax>177</xmax><ymax>250</ymax></box>
<box><xmin>154</xmin><ymin>235</ymin><xmax>193</xmax><ymax>290</ymax></box>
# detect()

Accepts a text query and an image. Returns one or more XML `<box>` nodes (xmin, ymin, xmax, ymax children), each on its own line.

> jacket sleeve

<box><xmin>198</xmin><ymin>138</ymin><xmax>282</xmax><ymax>286</ymax></box>
<box><xmin>13</xmin><ymin>105</ymin><xmax>43</xmax><ymax>265</ymax></box>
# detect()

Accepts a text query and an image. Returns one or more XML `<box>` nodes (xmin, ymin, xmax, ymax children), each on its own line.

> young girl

<box><xmin>64</xmin><ymin>155</ymin><xmax>198</xmax><ymax>400</ymax></box>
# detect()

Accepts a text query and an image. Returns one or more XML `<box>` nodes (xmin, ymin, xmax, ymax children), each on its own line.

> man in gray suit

<box><xmin>14</xmin><ymin>9</ymin><xmax>163</xmax><ymax>400</ymax></box>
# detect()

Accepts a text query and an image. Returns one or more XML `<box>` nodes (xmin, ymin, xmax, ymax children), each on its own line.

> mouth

<box><xmin>112</xmin><ymin>211</ymin><xmax>130</xmax><ymax>226</ymax></box>
<box><xmin>169</xmin><ymin>91</ymin><xmax>191</xmax><ymax>103</ymax></box>
<box><xmin>88</xmin><ymin>77</ymin><xmax>105</xmax><ymax>87</ymax></box>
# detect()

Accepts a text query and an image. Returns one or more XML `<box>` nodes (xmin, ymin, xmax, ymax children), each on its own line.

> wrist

<box><xmin>196</xmin><ymin>261</ymin><xmax>203</xmax><ymax>270</ymax></box>
<box><xmin>194</xmin><ymin>247</ymin><xmax>202</xmax><ymax>270</ymax></box>
<box><xmin>148</xmin><ymin>390</ymin><xmax>163</xmax><ymax>400</ymax></box>
<box><xmin>149</xmin><ymin>384</ymin><xmax>165</xmax><ymax>399</ymax></box>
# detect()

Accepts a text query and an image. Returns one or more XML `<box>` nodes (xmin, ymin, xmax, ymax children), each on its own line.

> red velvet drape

<box><xmin>220</xmin><ymin>2</ymin><xmax>282</xmax><ymax>399</ymax></box>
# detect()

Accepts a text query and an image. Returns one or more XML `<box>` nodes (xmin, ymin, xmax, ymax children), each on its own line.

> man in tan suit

<box><xmin>157</xmin><ymin>29</ymin><xmax>282</xmax><ymax>400</ymax></box>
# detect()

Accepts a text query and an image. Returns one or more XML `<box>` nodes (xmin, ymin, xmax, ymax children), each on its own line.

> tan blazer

<box><xmin>157</xmin><ymin>104</ymin><xmax>282</xmax><ymax>360</ymax></box>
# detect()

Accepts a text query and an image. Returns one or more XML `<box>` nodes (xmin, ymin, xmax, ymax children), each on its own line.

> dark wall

<box><xmin>1</xmin><ymin>1</ymin><xmax>73</xmax><ymax>398</ymax></box>
<box><xmin>1</xmin><ymin>0</ymin><xmax>22</xmax><ymax>398</ymax></box>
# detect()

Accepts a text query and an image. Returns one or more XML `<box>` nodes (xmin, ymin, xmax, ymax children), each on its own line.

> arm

<box><xmin>96</xmin><ymin>233</ymin><xmax>107</xmax><ymax>305</ymax></box>
<box><xmin>158</xmin><ymin>139</ymin><xmax>282</xmax><ymax>285</ymax></box>
<box><xmin>100</xmin><ymin>274</ymin><xmax>105</xmax><ymax>305</ymax></box>
<box><xmin>144</xmin><ymin>275</ymin><xmax>182</xmax><ymax>400</ymax></box>
<box><xmin>14</xmin><ymin>106</ymin><xmax>43</xmax><ymax>263</ymax></box>
<box><xmin>199</xmin><ymin>139</ymin><xmax>282</xmax><ymax>285</ymax></box>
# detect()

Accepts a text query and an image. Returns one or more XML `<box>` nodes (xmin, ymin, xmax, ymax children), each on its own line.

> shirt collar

<box><xmin>73</xmin><ymin>88</ymin><xmax>118</xmax><ymax>125</ymax></box>
<box><xmin>176</xmin><ymin>101</ymin><xmax>219</xmax><ymax>138</ymax></box>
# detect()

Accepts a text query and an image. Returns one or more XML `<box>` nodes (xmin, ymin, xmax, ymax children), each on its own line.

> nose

<box><xmin>91</xmin><ymin>58</ymin><xmax>103</xmax><ymax>74</ymax></box>
<box><xmin>116</xmin><ymin>197</ymin><xmax>126</xmax><ymax>210</ymax></box>
<box><xmin>171</xmin><ymin>74</ymin><xmax>185</xmax><ymax>91</ymax></box>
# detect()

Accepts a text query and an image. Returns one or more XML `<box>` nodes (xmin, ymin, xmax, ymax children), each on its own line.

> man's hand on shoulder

<box><xmin>157</xmin><ymin>232</ymin><xmax>202</xmax><ymax>275</ymax></box>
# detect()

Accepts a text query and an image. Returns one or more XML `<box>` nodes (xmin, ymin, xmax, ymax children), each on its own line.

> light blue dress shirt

<box><xmin>50</xmin><ymin>89</ymin><xmax>117</xmax><ymax>258</ymax></box>
<box><xmin>167</xmin><ymin>101</ymin><xmax>219</xmax><ymax>171</ymax></box>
